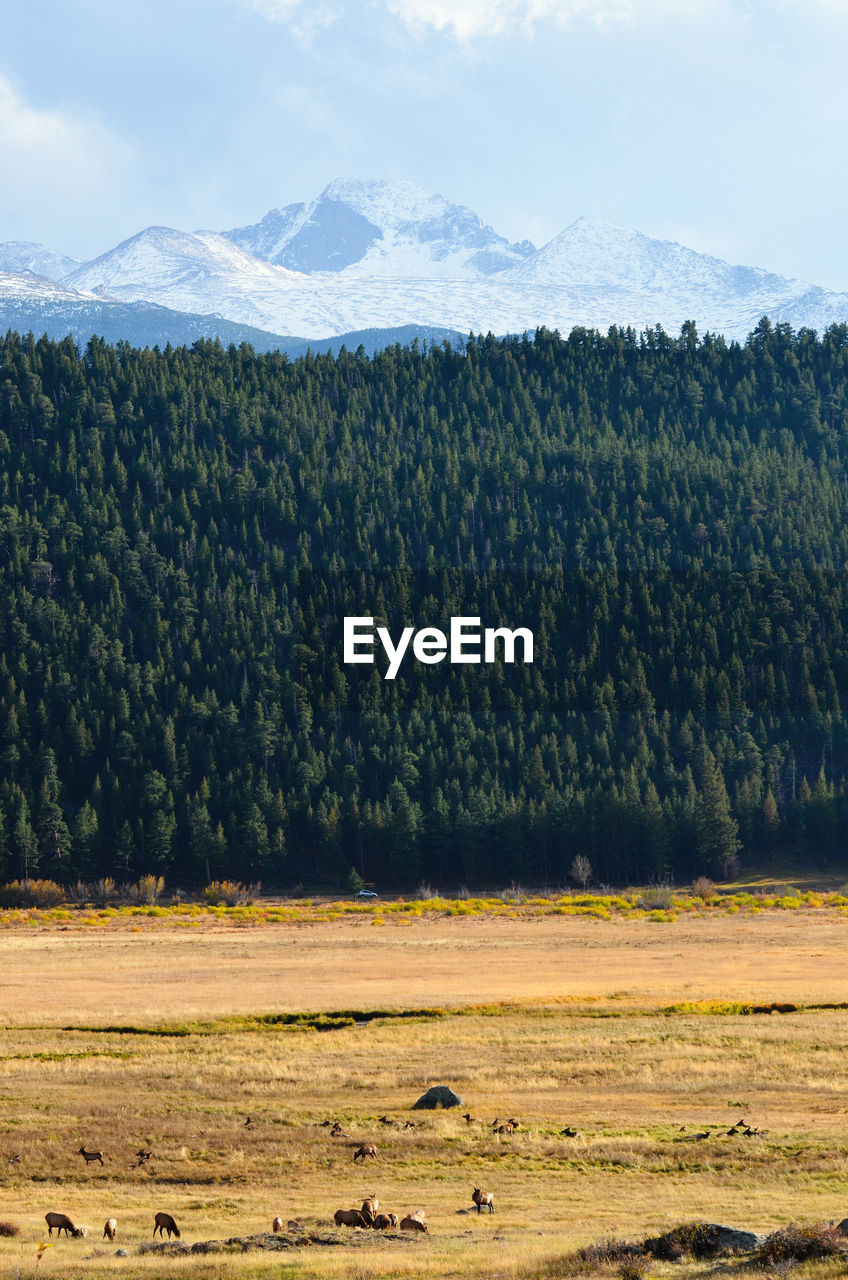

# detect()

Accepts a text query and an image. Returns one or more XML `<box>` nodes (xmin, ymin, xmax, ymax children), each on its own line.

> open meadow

<box><xmin>2</xmin><ymin>901</ymin><xmax>848</xmax><ymax>1279</ymax></box>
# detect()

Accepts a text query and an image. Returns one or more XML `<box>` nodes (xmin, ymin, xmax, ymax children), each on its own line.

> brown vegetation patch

<box><xmin>756</xmin><ymin>1223</ymin><xmax>848</xmax><ymax>1266</ymax></box>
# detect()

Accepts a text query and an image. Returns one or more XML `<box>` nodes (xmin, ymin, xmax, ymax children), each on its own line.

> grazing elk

<box><xmin>472</xmin><ymin>1187</ymin><xmax>495</xmax><ymax>1214</ymax></box>
<box><xmin>103</xmin><ymin>1218</ymin><xmax>117</xmax><ymax>1241</ymax></box>
<box><xmin>45</xmin><ymin>1212</ymin><xmax>83</xmax><ymax>1238</ymax></box>
<box><xmin>353</xmin><ymin>1143</ymin><xmax>378</xmax><ymax>1162</ymax></box>
<box><xmin>400</xmin><ymin>1213</ymin><xmax>428</xmax><ymax>1232</ymax></box>
<box><xmin>334</xmin><ymin>1208</ymin><xmax>369</xmax><ymax>1228</ymax></box>
<box><xmin>153</xmin><ymin>1211</ymin><xmax>181</xmax><ymax>1239</ymax></box>
<box><xmin>372</xmin><ymin>1212</ymin><xmax>399</xmax><ymax>1230</ymax></box>
<box><xmin>78</xmin><ymin>1145</ymin><xmax>104</xmax><ymax>1165</ymax></box>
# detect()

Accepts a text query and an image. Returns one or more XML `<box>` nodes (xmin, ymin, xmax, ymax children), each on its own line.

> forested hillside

<box><xmin>1</xmin><ymin>319</ymin><xmax>848</xmax><ymax>890</ymax></box>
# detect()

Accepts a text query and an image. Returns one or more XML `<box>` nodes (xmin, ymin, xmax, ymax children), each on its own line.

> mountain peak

<box><xmin>223</xmin><ymin>179</ymin><xmax>535</xmax><ymax>277</ymax></box>
<box><xmin>0</xmin><ymin>240</ymin><xmax>81</xmax><ymax>282</ymax></box>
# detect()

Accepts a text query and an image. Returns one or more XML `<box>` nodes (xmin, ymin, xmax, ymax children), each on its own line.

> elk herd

<box><xmin>31</xmin><ymin>1117</ymin><xmax>509</xmax><ymax>1250</ymax></box>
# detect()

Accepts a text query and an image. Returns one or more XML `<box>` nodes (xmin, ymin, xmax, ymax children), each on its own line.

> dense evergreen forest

<box><xmin>1</xmin><ymin>318</ymin><xmax>848</xmax><ymax>891</ymax></box>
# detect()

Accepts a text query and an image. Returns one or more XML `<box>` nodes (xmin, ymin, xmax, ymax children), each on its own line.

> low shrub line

<box><xmin>1</xmin><ymin>877</ymin><xmax>848</xmax><ymax>927</ymax></box>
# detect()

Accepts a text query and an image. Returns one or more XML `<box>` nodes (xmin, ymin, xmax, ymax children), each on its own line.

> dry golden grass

<box><xmin>1</xmin><ymin>910</ymin><xmax>847</xmax><ymax>1278</ymax></box>
<box><xmin>3</xmin><ymin>908</ymin><xmax>848</xmax><ymax>1025</ymax></box>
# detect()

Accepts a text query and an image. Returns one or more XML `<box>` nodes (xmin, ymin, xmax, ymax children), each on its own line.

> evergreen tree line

<box><xmin>0</xmin><ymin>318</ymin><xmax>847</xmax><ymax>889</ymax></box>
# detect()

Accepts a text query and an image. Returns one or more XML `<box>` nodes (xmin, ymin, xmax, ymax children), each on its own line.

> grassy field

<box><xmin>1</xmin><ymin>904</ymin><xmax>848</xmax><ymax>1278</ymax></box>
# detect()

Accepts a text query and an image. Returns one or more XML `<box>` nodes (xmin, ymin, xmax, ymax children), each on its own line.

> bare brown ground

<box><xmin>1</xmin><ymin>910</ymin><xmax>846</xmax><ymax>1025</ymax></box>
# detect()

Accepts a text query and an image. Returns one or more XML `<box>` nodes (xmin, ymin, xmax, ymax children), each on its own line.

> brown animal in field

<box><xmin>153</xmin><ymin>1211</ymin><xmax>181</xmax><ymax>1238</ymax></box>
<box><xmin>103</xmin><ymin>1218</ymin><xmax>117</xmax><ymax>1241</ymax></box>
<box><xmin>360</xmin><ymin>1195</ymin><xmax>379</xmax><ymax>1223</ymax></box>
<box><xmin>135</xmin><ymin>1148</ymin><xmax>153</xmax><ymax>1166</ymax></box>
<box><xmin>493</xmin><ymin>1122</ymin><xmax>514</xmax><ymax>1134</ymax></box>
<box><xmin>45</xmin><ymin>1212</ymin><xmax>83</xmax><ymax>1238</ymax></box>
<box><xmin>353</xmin><ymin>1143</ymin><xmax>378</xmax><ymax>1162</ymax></box>
<box><xmin>507</xmin><ymin>1117</ymin><xmax>521</xmax><ymax>1130</ymax></box>
<box><xmin>400</xmin><ymin>1214</ymin><xmax>428</xmax><ymax>1232</ymax></box>
<box><xmin>372</xmin><ymin>1212</ymin><xmax>399</xmax><ymax>1230</ymax></box>
<box><xmin>472</xmin><ymin>1188</ymin><xmax>495</xmax><ymax>1214</ymax></box>
<box><xmin>334</xmin><ymin>1208</ymin><xmax>369</xmax><ymax>1228</ymax></box>
<box><xmin>78</xmin><ymin>1145</ymin><xmax>104</xmax><ymax>1165</ymax></box>
<box><xmin>272</xmin><ymin>1217</ymin><xmax>284</xmax><ymax>1233</ymax></box>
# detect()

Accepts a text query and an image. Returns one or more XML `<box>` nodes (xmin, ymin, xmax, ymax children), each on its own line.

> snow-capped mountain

<box><xmin>0</xmin><ymin>241</ymin><xmax>80</xmax><ymax>280</ymax></box>
<box><xmin>223</xmin><ymin>178</ymin><xmax>535</xmax><ymax>277</ymax></box>
<box><xmin>3</xmin><ymin>179</ymin><xmax>848</xmax><ymax>347</ymax></box>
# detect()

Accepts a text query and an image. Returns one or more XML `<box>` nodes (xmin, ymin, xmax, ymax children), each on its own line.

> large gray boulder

<box><xmin>709</xmin><ymin>1225</ymin><xmax>765</xmax><ymax>1252</ymax></box>
<box><xmin>412</xmin><ymin>1085</ymin><xmax>463</xmax><ymax>1110</ymax></box>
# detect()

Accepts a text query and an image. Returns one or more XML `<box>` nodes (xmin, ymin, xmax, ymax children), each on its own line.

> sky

<box><xmin>3</xmin><ymin>0</ymin><xmax>848</xmax><ymax>288</ymax></box>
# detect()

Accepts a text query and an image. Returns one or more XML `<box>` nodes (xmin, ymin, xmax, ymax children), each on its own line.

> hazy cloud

<box><xmin>384</xmin><ymin>0</ymin><xmax>634</xmax><ymax>39</ymax></box>
<box><xmin>244</xmin><ymin>0</ymin><xmax>304</xmax><ymax>19</ymax></box>
<box><xmin>0</xmin><ymin>77</ymin><xmax>78</xmax><ymax>155</ymax></box>
<box><xmin>0</xmin><ymin>77</ymin><xmax>133</xmax><ymax>253</ymax></box>
<box><xmin>243</xmin><ymin>0</ymin><xmax>340</xmax><ymax>37</ymax></box>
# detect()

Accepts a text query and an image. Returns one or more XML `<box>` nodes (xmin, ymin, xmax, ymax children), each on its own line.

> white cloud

<box><xmin>0</xmin><ymin>77</ymin><xmax>132</xmax><ymax>254</ymax></box>
<box><xmin>384</xmin><ymin>0</ymin><xmax>634</xmax><ymax>39</ymax></box>
<box><xmin>244</xmin><ymin>0</ymin><xmax>306</xmax><ymax>19</ymax></box>
<box><xmin>241</xmin><ymin>0</ymin><xmax>848</xmax><ymax>41</ymax></box>
<box><xmin>0</xmin><ymin>77</ymin><xmax>78</xmax><ymax>155</ymax></box>
<box><xmin>242</xmin><ymin>0</ymin><xmax>340</xmax><ymax>37</ymax></box>
<box><xmin>242</xmin><ymin>0</ymin><xmax>637</xmax><ymax>39</ymax></box>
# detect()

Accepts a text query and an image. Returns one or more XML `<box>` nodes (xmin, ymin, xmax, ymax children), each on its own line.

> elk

<box><xmin>400</xmin><ymin>1214</ymin><xmax>428</xmax><ymax>1232</ymax></box>
<box><xmin>45</xmin><ymin>1212</ymin><xmax>83</xmax><ymax>1238</ymax></box>
<box><xmin>353</xmin><ymin>1143</ymin><xmax>378</xmax><ymax>1162</ymax></box>
<box><xmin>103</xmin><ymin>1218</ymin><xmax>117</xmax><ymax>1241</ymax></box>
<box><xmin>272</xmin><ymin>1217</ymin><xmax>284</xmax><ymax>1233</ymax></box>
<box><xmin>153</xmin><ymin>1211</ymin><xmax>181</xmax><ymax>1239</ymax></box>
<box><xmin>472</xmin><ymin>1188</ymin><xmax>495</xmax><ymax>1214</ymax></box>
<box><xmin>78</xmin><ymin>1146</ymin><xmax>104</xmax><ymax>1165</ymax></box>
<box><xmin>334</xmin><ymin>1208</ymin><xmax>369</xmax><ymax>1228</ymax></box>
<box><xmin>360</xmin><ymin>1196</ymin><xmax>379</xmax><ymax>1223</ymax></box>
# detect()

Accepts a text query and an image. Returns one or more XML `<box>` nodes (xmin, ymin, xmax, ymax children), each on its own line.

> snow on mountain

<box><xmin>0</xmin><ymin>270</ymin><xmax>99</xmax><ymax>304</ymax></box>
<box><xmin>0</xmin><ymin>241</ymin><xmax>81</xmax><ymax>280</ymax></box>
<box><xmin>62</xmin><ymin>226</ymin><xmax>313</xmax><ymax>333</ymax></box>
<box><xmin>509</xmin><ymin>217</ymin><xmax>808</xmax><ymax>313</ymax></box>
<box><xmin>4</xmin><ymin>182</ymin><xmax>848</xmax><ymax>345</ymax></box>
<box><xmin>223</xmin><ymin>178</ymin><xmax>535</xmax><ymax>278</ymax></box>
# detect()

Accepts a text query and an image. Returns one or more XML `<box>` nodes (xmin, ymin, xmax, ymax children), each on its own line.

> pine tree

<box><xmin>695</xmin><ymin>748</ymin><xmax>741</xmax><ymax>877</ymax></box>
